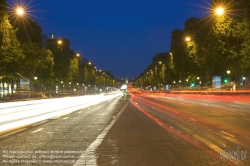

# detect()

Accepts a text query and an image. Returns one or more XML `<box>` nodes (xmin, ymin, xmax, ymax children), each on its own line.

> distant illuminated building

<box><xmin>125</xmin><ymin>77</ymin><xmax>128</xmax><ymax>84</ymax></box>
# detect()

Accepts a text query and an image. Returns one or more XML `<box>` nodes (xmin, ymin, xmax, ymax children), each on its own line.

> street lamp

<box><xmin>185</xmin><ymin>37</ymin><xmax>191</xmax><ymax>42</ymax></box>
<box><xmin>61</xmin><ymin>81</ymin><xmax>64</xmax><ymax>92</ymax></box>
<box><xmin>34</xmin><ymin>76</ymin><xmax>37</xmax><ymax>92</ymax></box>
<box><xmin>16</xmin><ymin>7</ymin><xmax>25</xmax><ymax>16</ymax></box>
<box><xmin>58</xmin><ymin>40</ymin><xmax>62</xmax><ymax>45</ymax></box>
<box><xmin>215</xmin><ymin>7</ymin><xmax>224</xmax><ymax>16</ymax></box>
<box><xmin>243</xmin><ymin>76</ymin><xmax>246</xmax><ymax>89</ymax></box>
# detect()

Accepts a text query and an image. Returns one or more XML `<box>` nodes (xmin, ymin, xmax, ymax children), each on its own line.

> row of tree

<box><xmin>134</xmin><ymin>0</ymin><xmax>250</xmax><ymax>89</ymax></box>
<box><xmin>0</xmin><ymin>0</ymin><xmax>119</xmax><ymax>94</ymax></box>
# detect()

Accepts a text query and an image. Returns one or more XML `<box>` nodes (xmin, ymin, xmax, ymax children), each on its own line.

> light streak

<box><xmin>0</xmin><ymin>92</ymin><xmax>121</xmax><ymax>135</ymax></box>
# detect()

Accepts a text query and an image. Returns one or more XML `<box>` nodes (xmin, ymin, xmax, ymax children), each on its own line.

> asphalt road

<box><xmin>96</xmin><ymin>92</ymin><xmax>249</xmax><ymax>166</ymax></box>
<box><xmin>0</xmin><ymin>91</ymin><xmax>249</xmax><ymax>166</ymax></box>
<box><xmin>0</xmin><ymin>95</ymin><xmax>128</xmax><ymax>166</ymax></box>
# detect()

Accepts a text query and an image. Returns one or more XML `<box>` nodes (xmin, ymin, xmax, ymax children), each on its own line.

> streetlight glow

<box><xmin>185</xmin><ymin>37</ymin><xmax>191</xmax><ymax>42</ymax></box>
<box><xmin>16</xmin><ymin>7</ymin><xmax>25</xmax><ymax>15</ymax></box>
<box><xmin>215</xmin><ymin>7</ymin><xmax>224</xmax><ymax>16</ymax></box>
<box><xmin>58</xmin><ymin>40</ymin><xmax>62</xmax><ymax>45</ymax></box>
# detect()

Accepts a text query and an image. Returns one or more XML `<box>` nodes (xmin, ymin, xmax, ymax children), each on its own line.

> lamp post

<box><xmin>226</xmin><ymin>70</ymin><xmax>231</xmax><ymax>85</ymax></box>
<box><xmin>69</xmin><ymin>82</ymin><xmax>71</xmax><ymax>93</ymax></box>
<box><xmin>61</xmin><ymin>81</ymin><xmax>63</xmax><ymax>93</ymax></box>
<box><xmin>34</xmin><ymin>76</ymin><xmax>37</xmax><ymax>93</ymax></box>
<box><xmin>243</xmin><ymin>76</ymin><xmax>246</xmax><ymax>90</ymax></box>
<box><xmin>197</xmin><ymin>77</ymin><xmax>200</xmax><ymax>90</ymax></box>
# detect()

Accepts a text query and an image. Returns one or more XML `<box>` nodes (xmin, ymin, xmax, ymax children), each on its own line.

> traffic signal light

<box><xmin>191</xmin><ymin>83</ymin><xmax>195</xmax><ymax>87</ymax></box>
<box><xmin>224</xmin><ymin>79</ymin><xmax>228</xmax><ymax>83</ymax></box>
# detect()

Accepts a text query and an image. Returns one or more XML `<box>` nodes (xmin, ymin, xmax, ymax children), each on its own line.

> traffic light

<box><xmin>191</xmin><ymin>83</ymin><xmax>195</xmax><ymax>87</ymax></box>
<box><xmin>224</xmin><ymin>79</ymin><xmax>228</xmax><ymax>83</ymax></box>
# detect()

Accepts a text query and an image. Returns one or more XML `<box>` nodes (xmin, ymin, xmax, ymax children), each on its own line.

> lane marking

<box><xmin>220</xmin><ymin>131</ymin><xmax>235</xmax><ymax>137</ymax></box>
<box><xmin>31</xmin><ymin>128</ymin><xmax>44</xmax><ymax>133</ymax></box>
<box><xmin>32</xmin><ymin>120</ymin><xmax>48</xmax><ymax>127</ymax></box>
<box><xmin>226</xmin><ymin>109</ymin><xmax>245</xmax><ymax>116</ymax></box>
<box><xmin>63</xmin><ymin>117</ymin><xmax>69</xmax><ymax>120</ymax></box>
<box><xmin>193</xmin><ymin>134</ymin><xmax>222</xmax><ymax>154</ymax></box>
<box><xmin>189</xmin><ymin>118</ymin><xmax>196</xmax><ymax>121</ymax></box>
<box><xmin>74</xmin><ymin>102</ymin><xmax>129</xmax><ymax>166</ymax></box>
<box><xmin>229</xmin><ymin>105</ymin><xmax>244</xmax><ymax>109</ymax></box>
<box><xmin>0</xmin><ymin>128</ymin><xmax>27</xmax><ymax>138</ymax></box>
<box><xmin>50</xmin><ymin>116</ymin><xmax>61</xmax><ymax>120</ymax></box>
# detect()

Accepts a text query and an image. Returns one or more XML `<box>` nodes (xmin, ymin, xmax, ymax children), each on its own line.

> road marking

<box><xmin>0</xmin><ymin>128</ymin><xmax>27</xmax><ymax>138</ymax></box>
<box><xmin>229</xmin><ymin>105</ymin><xmax>244</xmax><ymax>109</ymax></box>
<box><xmin>189</xmin><ymin>118</ymin><xmax>196</xmax><ymax>121</ymax></box>
<box><xmin>31</xmin><ymin>128</ymin><xmax>44</xmax><ymax>133</ymax></box>
<box><xmin>63</xmin><ymin>117</ymin><xmax>69</xmax><ymax>120</ymax></box>
<box><xmin>32</xmin><ymin>120</ymin><xmax>48</xmax><ymax>127</ymax></box>
<box><xmin>220</xmin><ymin>131</ymin><xmax>235</xmax><ymax>137</ymax></box>
<box><xmin>50</xmin><ymin>116</ymin><xmax>61</xmax><ymax>120</ymax></box>
<box><xmin>226</xmin><ymin>109</ymin><xmax>245</xmax><ymax>116</ymax></box>
<box><xmin>78</xmin><ymin>111</ymin><xmax>82</xmax><ymax>113</ymax></box>
<box><xmin>193</xmin><ymin>134</ymin><xmax>222</xmax><ymax>154</ymax></box>
<box><xmin>74</xmin><ymin>102</ymin><xmax>129</xmax><ymax>166</ymax></box>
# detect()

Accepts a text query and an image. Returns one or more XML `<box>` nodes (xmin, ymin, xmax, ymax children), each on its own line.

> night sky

<box><xmin>10</xmin><ymin>0</ymin><xmax>211</xmax><ymax>79</ymax></box>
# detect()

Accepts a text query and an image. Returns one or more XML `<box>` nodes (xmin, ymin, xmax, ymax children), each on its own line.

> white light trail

<box><xmin>0</xmin><ymin>92</ymin><xmax>122</xmax><ymax>135</ymax></box>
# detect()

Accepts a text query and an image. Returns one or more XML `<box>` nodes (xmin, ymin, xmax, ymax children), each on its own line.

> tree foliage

<box><xmin>0</xmin><ymin>4</ymin><xmax>24</xmax><ymax>79</ymax></box>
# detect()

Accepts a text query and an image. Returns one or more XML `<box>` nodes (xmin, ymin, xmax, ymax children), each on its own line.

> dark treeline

<box><xmin>0</xmin><ymin>0</ymin><xmax>120</xmax><ymax>96</ymax></box>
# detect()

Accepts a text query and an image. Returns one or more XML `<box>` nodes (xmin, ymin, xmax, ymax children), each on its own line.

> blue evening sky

<box><xmin>10</xmin><ymin>0</ymin><xmax>211</xmax><ymax>79</ymax></box>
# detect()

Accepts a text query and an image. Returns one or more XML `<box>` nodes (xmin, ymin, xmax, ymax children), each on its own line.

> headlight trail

<box><xmin>0</xmin><ymin>92</ymin><xmax>121</xmax><ymax>135</ymax></box>
<box><xmin>129</xmin><ymin>92</ymin><xmax>248</xmax><ymax>165</ymax></box>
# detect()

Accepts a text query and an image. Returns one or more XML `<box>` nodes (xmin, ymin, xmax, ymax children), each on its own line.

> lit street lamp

<box><xmin>243</xmin><ymin>77</ymin><xmax>246</xmax><ymax>89</ymax></box>
<box><xmin>58</xmin><ymin>40</ymin><xmax>62</xmax><ymax>45</ymax></box>
<box><xmin>34</xmin><ymin>77</ymin><xmax>37</xmax><ymax>93</ymax></box>
<box><xmin>16</xmin><ymin>7</ymin><xmax>25</xmax><ymax>16</ymax></box>
<box><xmin>185</xmin><ymin>37</ymin><xmax>191</xmax><ymax>42</ymax></box>
<box><xmin>215</xmin><ymin>7</ymin><xmax>224</xmax><ymax>16</ymax></box>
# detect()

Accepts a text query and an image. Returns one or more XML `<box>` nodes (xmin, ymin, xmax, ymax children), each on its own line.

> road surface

<box><xmin>0</xmin><ymin>90</ymin><xmax>249</xmax><ymax>165</ymax></box>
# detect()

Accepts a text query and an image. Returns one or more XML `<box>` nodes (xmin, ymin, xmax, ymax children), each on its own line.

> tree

<box><xmin>10</xmin><ymin>16</ymin><xmax>54</xmax><ymax>90</ymax></box>
<box><xmin>0</xmin><ymin>0</ymin><xmax>24</xmax><ymax>97</ymax></box>
<box><xmin>68</xmin><ymin>56</ymin><xmax>80</xmax><ymax>83</ymax></box>
<box><xmin>211</xmin><ymin>0</ymin><xmax>250</xmax><ymax>83</ymax></box>
<box><xmin>47</xmin><ymin>38</ymin><xmax>73</xmax><ymax>84</ymax></box>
